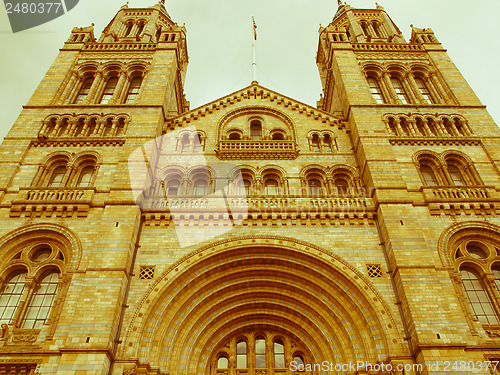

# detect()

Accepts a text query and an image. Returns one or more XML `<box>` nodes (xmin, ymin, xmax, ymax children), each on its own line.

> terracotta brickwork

<box><xmin>0</xmin><ymin>2</ymin><xmax>499</xmax><ymax>374</ymax></box>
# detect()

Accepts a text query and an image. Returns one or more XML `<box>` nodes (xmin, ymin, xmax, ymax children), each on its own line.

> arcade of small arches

<box><xmin>38</xmin><ymin>114</ymin><xmax>129</xmax><ymax>139</ymax></box>
<box><xmin>210</xmin><ymin>330</ymin><xmax>309</xmax><ymax>375</ymax></box>
<box><xmin>363</xmin><ymin>63</ymin><xmax>455</xmax><ymax>106</ymax></box>
<box><xmin>54</xmin><ymin>61</ymin><xmax>148</xmax><ymax>106</ymax></box>
<box><xmin>218</xmin><ymin>109</ymin><xmax>297</xmax><ymax>143</ymax></box>
<box><xmin>152</xmin><ymin>165</ymin><xmax>361</xmax><ymax>198</ymax></box>
<box><xmin>307</xmin><ymin>131</ymin><xmax>337</xmax><ymax>153</ymax></box>
<box><xmin>176</xmin><ymin>130</ymin><xmax>206</xmax><ymax>153</ymax></box>
<box><xmin>31</xmin><ymin>152</ymin><xmax>101</xmax><ymax>189</ymax></box>
<box><xmin>383</xmin><ymin>113</ymin><xmax>472</xmax><ymax>138</ymax></box>
<box><xmin>414</xmin><ymin>150</ymin><xmax>482</xmax><ymax>187</ymax></box>
<box><xmin>359</xmin><ymin>18</ymin><xmax>386</xmax><ymax>41</ymax></box>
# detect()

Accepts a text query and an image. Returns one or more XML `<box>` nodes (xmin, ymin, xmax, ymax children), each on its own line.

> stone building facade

<box><xmin>0</xmin><ymin>1</ymin><xmax>500</xmax><ymax>374</ymax></box>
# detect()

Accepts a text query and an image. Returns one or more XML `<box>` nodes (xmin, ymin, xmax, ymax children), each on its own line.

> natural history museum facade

<box><xmin>1</xmin><ymin>1</ymin><xmax>500</xmax><ymax>374</ymax></box>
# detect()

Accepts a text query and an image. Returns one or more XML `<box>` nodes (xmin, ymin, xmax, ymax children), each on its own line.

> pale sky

<box><xmin>1</xmin><ymin>0</ymin><xmax>499</xmax><ymax>143</ymax></box>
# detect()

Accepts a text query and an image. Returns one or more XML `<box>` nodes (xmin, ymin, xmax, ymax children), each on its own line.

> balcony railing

<box><xmin>9</xmin><ymin>188</ymin><xmax>94</xmax><ymax>218</ymax></box>
<box><xmin>217</xmin><ymin>140</ymin><xmax>298</xmax><ymax>159</ymax></box>
<box><xmin>143</xmin><ymin>195</ymin><xmax>372</xmax><ymax>214</ymax></box>
<box><xmin>422</xmin><ymin>186</ymin><xmax>497</xmax><ymax>202</ymax></box>
<box><xmin>19</xmin><ymin>188</ymin><xmax>93</xmax><ymax>203</ymax></box>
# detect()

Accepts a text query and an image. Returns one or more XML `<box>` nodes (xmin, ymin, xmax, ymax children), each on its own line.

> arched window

<box><xmin>361</xmin><ymin>22</ymin><xmax>370</xmax><ymax>36</ymax></box>
<box><xmin>250</xmin><ymin>121</ymin><xmax>262</xmax><ymax>140</ymax></box>
<box><xmin>454</xmin><ymin>118</ymin><xmax>467</xmax><ymax>136</ymax></box>
<box><xmin>124</xmin><ymin>21</ymin><xmax>133</xmax><ymax>36</ymax></box>
<box><xmin>193</xmin><ymin>134</ymin><xmax>202</xmax><ymax>153</ymax></box>
<box><xmin>211</xmin><ymin>331</ymin><xmax>310</xmax><ymax>375</ymax></box>
<box><xmin>115</xmin><ymin>118</ymin><xmax>126</xmax><ymax>136</ymax></box>
<box><xmin>323</xmin><ymin>134</ymin><xmax>334</xmax><ymax>152</ymax></box>
<box><xmin>460</xmin><ymin>267</ymin><xmax>498</xmax><ymax>325</ymax></box>
<box><xmin>274</xmin><ymin>340</ymin><xmax>285</xmax><ymax>368</ymax></box>
<box><xmin>387</xmin><ymin>117</ymin><xmax>398</xmax><ymax>135</ymax></box>
<box><xmin>194</xmin><ymin>180</ymin><xmax>209</xmax><ymax>196</ymax></box>
<box><xmin>265</xmin><ymin>179</ymin><xmax>279</xmax><ymax>196</ymax></box>
<box><xmin>236</xmin><ymin>340</ymin><xmax>247</xmax><ymax>368</ymax></box>
<box><xmin>335</xmin><ymin>178</ymin><xmax>350</xmax><ymax>195</ymax></box>
<box><xmin>181</xmin><ymin>134</ymin><xmax>190</xmax><ymax>153</ymax></box>
<box><xmin>74</xmin><ymin>76</ymin><xmax>94</xmax><ymax>104</ymax></box>
<box><xmin>155</xmin><ymin>27</ymin><xmax>162</xmax><ymax>42</ymax></box>
<box><xmin>76</xmin><ymin>166</ymin><xmax>95</xmax><ymax>187</ymax></box>
<box><xmin>399</xmin><ymin>118</ymin><xmax>410</xmax><ymax>136</ymax></box>
<box><xmin>166</xmin><ymin>179</ymin><xmax>180</xmax><ymax>196</ymax></box>
<box><xmin>308</xmin><ymin>178</ymin><xmax>323</xmax><ymax>196</ymax></box>
<box><xmin>311</xmin><ymin>134</ymin><xmax>320</xmax><ymax>152</ymax></box>
<box><xmin>415</xmin><ymin>118</ymin><xmax>426</xmax><ymax>136</ymax></box>
<box><xmin>420</xmin><ymin>165</ymin><xmax>438</xmax><ymax>186</ymax></box>
<box><xmin>0</xmin><ymin>271</ymin><xmax>27</xmax><ymax>325</ymax></box>
<box><xmin>49</xmin><ymin>166</ymin><xmax>67</xmax><ymax>188</ymax></box>
<box><xmin>293</xmin><ymin>355</ymin><xmax>305</xmax><ymax>367</ymax></box>
<box><xmin>372</xmin><ymin>22</ymin><xmax>382</xmax><ymax>37</ymax></box>
<box><xmin>74</xmin><ymin>118</ymin><xmax>85</xmax><ymax>137</ymax></box>
<box><xmin>100</xmin><ymin>76</ymin><xmax>119</xmax><ymax>104</ymax></box>
<box><xmin>217</xmin><ymin>356</ymin><xmax>228</xmax><ymax>369</ymax></box>
<box><xmin>103</xmin><ymin>118</ymin><xmax>113</xmax><ymax>137</ymax></box>
<box><xmin>255</xmin><ymin>337</ymin><xmax>266</xmax><ymax>368</ymax></box>
<box><xmin>443</xmin><ymin>118</ymin><xmax>454</xmax><ymax>135</ymax></box>
<box><xmin>228</xmin><ymin>132</ymin><xmax>241</xmax><ymax>140</ymax></box>
<box><xmin>21</xmin><ymin>271</ymin><xmax>60</xmax><ymax>329</ymax></box>
<box><xmin>136</xmin><ymin>21</ymin><xmax>145</xmax><ymax>36</ymax></box>
<box><xmin>447</xmin><ymin>165</ymin><xmax>465</xmax><ymax>186</ymax></box>
<box><xmin>272</xmin><ymin>132</ymin><xmax>285</xmax><ymax>140</ymax></box>
<box><xmin>125</xmin><ymin>76</ymin><xmax>142</xmax><ymax>103</ymax></box>
<box><xmin>415</xmin><ymin>77</ymin><xmax>434</xmax><ymax>104</ymax></box>
<box><xmin>367</xmin><ymin>77</ymin><xmax>385</xmax><ymax>104</ymax></box>
<box><xmin>238</xmin><ymin>179</ymin><xmax>252</xmax><ymax>195</ymax></box>
<box><xmin>86</xmin><ymin>118</ymin><xmax>97</xmax><ymax>137</ymax></box>
<box><xmin>427</xmin><ymin>118</ymin><xmax>438</xmax><ymax>136</ymax></box>
<box><xmin>58</xmin><ymin>118</ymin><xmax>69</xmax><ymax>137</ymax></box>
<box><xmin>493</xmin><ymin>266</ymin><xmax>500</xmax><ymax>294</ymax></box>
<box><xmin>391</xmin><ymin>77</ymin><xmax>410</xmax><ymax>104</ymax></box>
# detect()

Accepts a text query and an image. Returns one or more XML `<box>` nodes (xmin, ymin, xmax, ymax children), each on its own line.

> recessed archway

<box><xmin>121</xmin><ymin>236</ymin><xmax>406</xmax><ymax>373</ymax></box>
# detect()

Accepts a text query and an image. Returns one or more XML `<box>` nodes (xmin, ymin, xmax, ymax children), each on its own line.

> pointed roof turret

<box><xmin>333</xmin><ymin>1</ymin><xmax>350</xmax><ymax>21</ymax></box>
<box><xmin>154</xmin><ymin>0</ymin><xmax>171</xmax><ymax>19</ymax></box>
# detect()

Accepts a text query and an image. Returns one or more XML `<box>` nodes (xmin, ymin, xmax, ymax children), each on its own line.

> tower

<box><xmin>0</xmin><ymin>1</ymin><xmax>500</xmax><ymax>374</ymax></box>
<box><xmin>317</xmin><ymin>0</ymin><xmax>500</xmax><ymax>370</ymax></box>
<box><xmin>0</xmin><ymin>2</ymin><xmax>189</xmax><ymax>373</ymax></box>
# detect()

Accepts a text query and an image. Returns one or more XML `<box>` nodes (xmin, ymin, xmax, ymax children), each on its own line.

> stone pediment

<box><xmin>164</xmin><ymin>83</ymin><xmax>344</xmax><ymax>130</ymax></box>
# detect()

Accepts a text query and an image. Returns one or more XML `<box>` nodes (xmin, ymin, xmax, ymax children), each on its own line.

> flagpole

<box><xmin>252</xmin><ymin>17</ymin><xmax>258</xmax><ymax>84</ymax></box>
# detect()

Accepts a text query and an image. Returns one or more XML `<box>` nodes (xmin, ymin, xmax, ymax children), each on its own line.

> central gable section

<box><xmin>164</xmin><ymin>84</ymin><xmax>345</xmax><ymax>160</ymax></box>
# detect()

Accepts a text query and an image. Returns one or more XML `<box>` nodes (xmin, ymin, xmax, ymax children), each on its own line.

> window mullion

<box><xmin>11</xmin><ymin>278</ymin><xmax>35</xmax><ymax>328</ymax></box>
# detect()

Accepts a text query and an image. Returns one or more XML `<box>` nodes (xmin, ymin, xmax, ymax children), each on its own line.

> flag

<box><xmin>252</xmin><ymin>17</ymin><xmax>257</xmax><ymax>40</ymax></box>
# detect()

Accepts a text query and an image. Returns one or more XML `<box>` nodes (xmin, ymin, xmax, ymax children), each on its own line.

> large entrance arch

<box><xmin>122</xmin><ymin>236</ymin><xmax>407</xmax><ymax>374</ymax></box>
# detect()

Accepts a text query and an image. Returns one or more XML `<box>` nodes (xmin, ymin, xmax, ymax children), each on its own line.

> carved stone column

<box><xmin>57</xmin><ymin>72</ymin><xmax>79</xmax><ymax>104</ymax></box>
<box><xmin>402</xmin><ymin>73</ymin><xmax>418</xmax><ymax>104</ymax></box>
<box><xmin>406</xmin><ymin>73</ymin><xmax>425</xmax><ymax>104</ymax></box>
<box><xmin>11</xmin><ymin>278</ymin><xmax>35</xmax><ymax>328</ymax></box>
<box><xmin>383</xmin><ymin>72</ymin><xmax>400</xmax><ymax>104</ymax></box>
<box><xmin>109</xmin><ymin>71</ymin><xmax>129</xmax><ymax>104</ymax></box>
<box><xmin>84</xmin><ymin>70</ymin><xmax>104</xmax><ymax>104</ymax></box>
<box><xmin>422</xmin><ymin>118</ymin><xmax>433</xmax><ymax>136</ymax></box>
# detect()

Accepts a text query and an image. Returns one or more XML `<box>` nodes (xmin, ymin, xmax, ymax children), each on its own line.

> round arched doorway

<box><xmin>123</xmin><ymin>237</ymin><xmax>405</xmax><ymax>374</ymax></box>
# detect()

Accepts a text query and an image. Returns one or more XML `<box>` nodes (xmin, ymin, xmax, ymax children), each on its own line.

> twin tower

<box><xmin>0</xmin><ymin>1</ymin><xmax>500</xmax><ymax>374</ymax></box>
